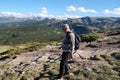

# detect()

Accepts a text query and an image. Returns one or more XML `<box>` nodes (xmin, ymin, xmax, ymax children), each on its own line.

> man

<box><xmin>56</xmin><ymin>24</ymin><xmax>75</xmax><ymax>79</ymax></box>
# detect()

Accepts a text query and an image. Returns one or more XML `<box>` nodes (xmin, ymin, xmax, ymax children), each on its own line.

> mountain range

<box><xmin>0</xmin><ymin>16</ymin><xmax>120</xmax><ymax>34</ymax></box>
<box><xmin>49</xmin><ymin>17</ymin><xmax>120</xmax><ymax>34</ymax></box>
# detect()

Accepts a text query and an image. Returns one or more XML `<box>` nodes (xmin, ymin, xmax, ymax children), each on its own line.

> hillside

<box><xmin>0</xmin><ymin>29</ymin><xmax>120</xmax><ymax>80</ymax></box>
<box><xmin>0</xmin><ymin>24</ymin><xmax>63</xmax><ymax>45</ymax></box>
<box><xmin>0</xmin><ymin>17</ymin><xmax>120</xmax><ymax>45</ymax></box>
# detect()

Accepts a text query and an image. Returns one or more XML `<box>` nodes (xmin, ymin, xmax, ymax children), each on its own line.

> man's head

<box><xmin>62</xmin><ymin>24</ymin><xmax>70</xmax><ymax>33</ymax></box>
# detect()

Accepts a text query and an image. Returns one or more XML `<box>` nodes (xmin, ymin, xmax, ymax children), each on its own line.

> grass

<box><xmin>0</xmin><ymin>46</ymin><xmax>13</xmax><ymax>54</ymax></box>
<box><xmin>20</xmin><ymin>70</ymin><xmax>39</xmax><ymax>80</ymax></box>
<box><xmin>63</xmin><ymin>52</ymin><xmax>120</xmax><ymax>80</ymax></box>
<box><xmin>0</xmin><ymin>64</ymin><xmax>11</xmax><ymax>69</ymax></box>
<box><xmin>93</xmin><ymin>66</ymin><xmax>119</xmax><ymax>80</ymax></box>
<box><xmin>101</xmin><ymin>52</ymin><xmax>120</xmax><ymax>66</ymax></box>
<box><xmin>0</xmin><ymin>52</ymin><xmax>120</xmax><ymax>80</ymax></box>
<box><xmin>0</xmin><ymin>42</ymin><xmax>49</xmax><ymax>56</ymax></box>
<box><xmin>90</xmin><ymin>54</ymin><xmax>104</xmax><ymax>60</ymax></box>
<box><xmin>0</xmin><ymin>73</ymin><xmax>19</xmax><ymax>80</ymax></box>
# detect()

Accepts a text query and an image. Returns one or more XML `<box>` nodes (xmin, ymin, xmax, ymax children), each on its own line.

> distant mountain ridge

<box><xmin>0</xmin><ymin>16</ymin><xmax>58</xmax><ymax>23</ymax></box>
<box><xmin>49</xmin><ymin>17</ymin><xmax>120</xmax><ymax>34</ymax></box>
<box><xmin>0</xmin><ymin>16</ymin><xmax>120</xmax><ymax>34</ymax></box>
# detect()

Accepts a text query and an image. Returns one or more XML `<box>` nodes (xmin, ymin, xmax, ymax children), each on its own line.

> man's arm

<box><xmin>69</xmin><ymin>33</ymin><xmax>75</xmax><ymax>54</ymax></box>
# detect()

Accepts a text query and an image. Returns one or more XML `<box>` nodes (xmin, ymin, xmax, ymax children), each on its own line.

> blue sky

<box><xmin>0</xmin><ymin>0</ymin><xmax>120</xmax><ymax>18</ymax></box>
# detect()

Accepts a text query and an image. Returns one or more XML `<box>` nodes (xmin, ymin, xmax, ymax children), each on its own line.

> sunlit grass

<box><xmin>0</xmin><ymin>42</ymin><xmax>49</xmax><ymax>56</ymax></box>
<box><xmin>0</xmin><ymin>46</ymin><xmax>13</xmax><ymax>54</ymax></box>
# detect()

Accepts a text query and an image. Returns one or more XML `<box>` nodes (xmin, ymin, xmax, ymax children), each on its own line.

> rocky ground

<box><xmin>0</xmin><ymin>33</ymin><xmax>120</xmax><ymax>80</ymax></box>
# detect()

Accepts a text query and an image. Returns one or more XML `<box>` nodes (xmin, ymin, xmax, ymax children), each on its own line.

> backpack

<box><xmin>74</xmin><ymin>33</ymin><xmax>81</xmax><ymax>50</ymax></box>
<box><xmin>67</xmin><ymin>32</ymin><xmax>81</xmax><ymax>51</ymax></box>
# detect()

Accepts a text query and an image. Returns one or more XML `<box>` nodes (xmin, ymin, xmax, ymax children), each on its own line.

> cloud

<box><xmin>40</xmin><ymin>7</ymin><xmax>48</xmax><ymax>14</ymax></box>
<box><xmin>66</xmin><ymin>6</ymin><xmax>97</xmax><ymax>13</ymax></box>
<box><xmin>66</xmin><ymin>6</ymin><xmax>76</xmax><ymax>12</ymax></box>
<box><xmin>0</xmin><ymin>12</ymin><xmax>41</xmax><ymax>18</ymax></box>
<box><xmin>55</xmin><ymin>14</ymin><xmax>82</xmax><ymax>19</ymax></box>
<box><xmin>0</xmin><ymin>6</ymin><xmax>97</xmax><ymax>19</ymax></box>
<box><xmin>64</xmin><ymin>14</ymin><xmax>82</xmax><ymax>18</ymax></box>
<box><xmin>0</xmin><ymin>7</ymin><xmax>83</xmax><ymax>19</ymax></box>
<box><xmin>39</xmin><ymin>7</ymin><xmax>49</xmax><ymax>17</ymax></box>
<box><xmin>77</xmin><ymin>7</ymin><xmax>96</xmax><ymax>13</ymax></box>
<box><xmin>103</xmin><ymin>8</ymin><xmax>120</xmax><ymax>14</ymax></box>
<box><xmin>0</xmin><ymin>12</ymin><xmax>24</xmax><ymax>18</ymax></box>
<box><xmin>103</xmin><ymin>10</ymin><xmax>110</xmax><ymax>14</ymax></box>
<box><xmin>0</xmin><ymin>11</ymin><xmax>82</xmax><ymax>19</ymax></box>
<box><xmin>0</xmin><ymin>7</ymin><xmax>49</xmax><ymax>18</ymax></box>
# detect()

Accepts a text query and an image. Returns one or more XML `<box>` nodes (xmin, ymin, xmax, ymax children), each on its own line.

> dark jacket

<box><xmin>62</xmin><ymin>31</ymin><xmax>75</xmax><ymax>54</ymax></box>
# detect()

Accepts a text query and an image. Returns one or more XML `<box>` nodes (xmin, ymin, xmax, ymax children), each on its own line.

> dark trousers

<box><xmin>59</xmin><ymin>52</ymin><xmax>70</xmax><ymax>76</ymax></box>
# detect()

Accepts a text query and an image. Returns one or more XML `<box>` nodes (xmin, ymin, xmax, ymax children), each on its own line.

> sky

<box><xmin>0</xmin><ymin>0</ymin><xmax>120</xmax><ymax>18</ymax></box>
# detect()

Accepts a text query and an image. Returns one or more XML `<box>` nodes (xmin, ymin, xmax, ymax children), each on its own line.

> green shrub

<box><xmin>80</xmin><ymin>33</ymin><xmax>101</xmax><ymax>43</ymax></box>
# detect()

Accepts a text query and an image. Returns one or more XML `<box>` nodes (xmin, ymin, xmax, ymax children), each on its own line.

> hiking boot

<box><xmin>55</xmin><ymin>75</ymin><xmax>63</xmax><ymax>80</ymax></box>
<box><xmin>64</xmin><ymin>72</ymin><xmax>69</xmax><ymax>75</ymax></box>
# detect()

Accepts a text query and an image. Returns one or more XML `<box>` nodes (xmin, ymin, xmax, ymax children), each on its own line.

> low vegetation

<box><xmin>102</xmin><ymin>28</ymin><xmax>120</xmax><ymax>36</ymax></box>
<box><xmin>63</xmin><ymin>52</ymin><xmax>120</xmax><ymax>80</ymax></box>
<box><xmin>80</xmin><ymin>33</ymin><xmax>101</xmax><ymax>43</ymax></box>
<box><xmin>0</xmin><ymin>42</ymin><xmax>50</xmax><ymax>58</ymax></box>
<box><xmin>0</xmin><ymin>73</ymin><xmax>19</xmax><ymax>80</ymax></box>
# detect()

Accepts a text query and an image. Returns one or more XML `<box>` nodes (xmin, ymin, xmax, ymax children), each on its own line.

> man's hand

<box><xmin>58</xmin><ymin>47</ymin><xmax>62</xmax><ymax>50</ymax></box>
<box><xmin>68</xmin><ymin>53</ymin><xmax>73</xmax><ymax>59</ymax></box>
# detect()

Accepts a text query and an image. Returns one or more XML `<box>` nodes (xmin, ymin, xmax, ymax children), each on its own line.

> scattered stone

<box><xmin>12</xmin><ymin>56</ymin><xmax>17</xmax><ymax>59</ymax></box>
<box><xmin>69</xmin><ymin>73</ymin><xmax>74</xmax><ymax>76</ymax></box>
<box><xmin>85</xmin><ymin>67</ymin><xmax>92</xmax><ymax>71</ymax></box>
<box><xmin>15</xmin><ymin>69</ymin><xmax>23</xmax><ymax>74</ymax></box>
<box><xmin>0</xmin><ymin>55</ymin><xmax>10</xmax><ymax>60</ymax></box>
<box><xmin>48</xmin><ymin>55</ymin><xmax>59</xmax><ymax>61</ymax></box>
<box><xmin>37</xmin><ymin>55</ymin><xmax>49</xmax><ymax>62</ymax></box>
